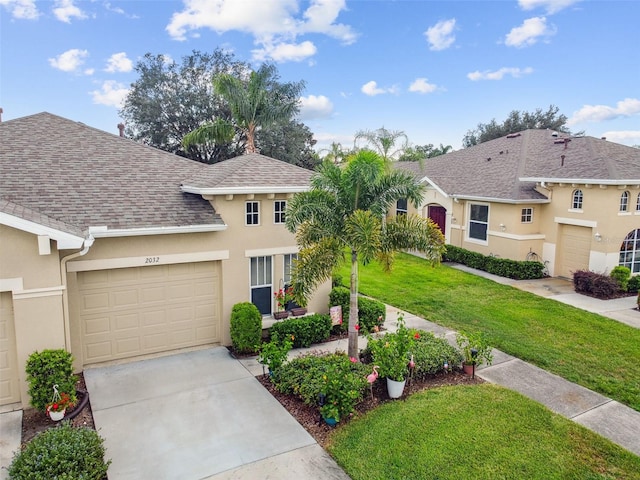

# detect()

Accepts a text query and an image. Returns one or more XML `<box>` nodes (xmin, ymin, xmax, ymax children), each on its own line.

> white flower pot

<box><xmin>386</xmin><ymin>378</ymin><xmax>406</xmax><ymax>399</ymax></box>
<box><xmin>48</xmin><ymin>407</ymin><xmax>65</xmax><ymax>421</ymax></box>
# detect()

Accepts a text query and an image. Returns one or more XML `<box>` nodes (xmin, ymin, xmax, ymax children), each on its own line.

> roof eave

<box><xmin>520</xmin><ymin>177</ymin><xmax>640</xmax><ymax>185</ymax></box>
<box><xmin>0</xmin><ymin>212</ymin><xmax>85</xmax><ymax>249</ymax></box>
<box><xmin>450</xmin><ymin>195</ymin><xmax>550</xmax><ymax>205</ymax></box>
<box><xmin>88</xmin><ymin>224</ymin><xmax>227</xmax><ymax>238</ymax></box>
<box><xmin>181</xmin><ymin>185</ymin><xmax>310</xmax><ymax>195</ymax></box>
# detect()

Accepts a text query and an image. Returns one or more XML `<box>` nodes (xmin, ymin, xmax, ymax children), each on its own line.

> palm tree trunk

<box><xmin>348</xmin><ymin>250</ymin><xmax>359</xmax><ymax>359</ymax></box>
<box><xmin>246</xmin><ymin>123</ymin><xmax>257</xmax><ymax>153</ymax></box>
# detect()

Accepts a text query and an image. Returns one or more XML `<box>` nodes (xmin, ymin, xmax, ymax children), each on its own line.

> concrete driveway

<box><xmin>84</xmin><ymin>347</ymin><xmax>349</xmax><ymax>480</ymax></box>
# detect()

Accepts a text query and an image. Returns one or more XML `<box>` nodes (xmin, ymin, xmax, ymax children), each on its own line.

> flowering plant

<box><xmin>258</xmin><ymin>333</ymin><xmax>294</xmax><ymax>380</ymax></box>
<box><xmin>274</xmin><ymin>287</ymin><xmax>294</xmax><ymax>311</ymax></box>
<box><xmin>366</xmin><ymin>313</ymin><xmax>415</xmax><ymax>381</ymax></box>
<box><xmin>46</xmin><ymin>391</ymin><xmax>75</xmax><ymax>413</ymax></box>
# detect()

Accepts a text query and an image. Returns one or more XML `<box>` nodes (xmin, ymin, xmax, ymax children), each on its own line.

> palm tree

<box><xmin>285</xmin><ymin>150</ymin><xmax>445</xmax><ymax>358</ymax></box>
<box><xmin>183</xmin><ymin>63</ymin><xmax>303</xmax><ymax>154</ymax></box>
<box><xmin>354</xmin><ymin>127</ymin><xmax>409</xmax><ymax>162</ymax></box>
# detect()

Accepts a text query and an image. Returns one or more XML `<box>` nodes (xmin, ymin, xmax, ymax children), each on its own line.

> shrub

<box><xmin>332</xmin><ymin>273</ymin><xmax>344</xmax><ymax>288</ymax></box>
<box><xmin>258</xmin><ymin>333</ymin><xmax>293</xmax><ymax>379</ymax></box>
<box><xmin>629</xmin><ymin>275</ymin><xmax>640</xmax><ymax>293</ymax></box>
<box><xmin>270</xmin><ymin>314</ymin><xmax>332</xmax><ymax>348</ymax></box>
<box><xmin>610</xmin><ymin>266</ymin><xmax>631</xmax><ymax>291</ymax></box>
<box><xmin>8</xmin><ymin>421</ymin><xmax>111</xmax><ymax>479</ymax></box>
<box><xmin>443</xmin><ymin>245</ymin><xmax>545</xmax><ymax>280</ymax></box>
<box><xmin>25</xmin><ymin>349</ymin><xmax>77</xmax><ymax>412</ymax></box>
<box><xmin>367</xmin><ymin>314</ymin><xmax>414</xmax><ymax>381</ymax></box>
<box><xmin>573</xmin><ymin>270</ymin><xmax>621</xmax><ymax>299</ymax></box>
<box><xmin>229</xmin><ymin>302</ymin><xmax>262</xmax><ymax>354</ymax></box>
<box><xmin>320</xmin><ymin>361</ymin><xmax>368</xmax><ymax>422</ymax></box>
<box><xmin>329</xmin><ymin>286</ymin><xmax>385</xmax><ymax>332</ymax></box>
<box><xmin>274</xmin><ymin>353</ymin><xmax>369</xmax><ymax>413</ymax></box>
<box><xmin>410</xmin><ymin>331</ymin><xmax>463</xmax><ymax>379</ymax></box>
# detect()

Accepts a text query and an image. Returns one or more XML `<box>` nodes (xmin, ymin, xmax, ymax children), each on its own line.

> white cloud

<box><xmin>48</xmin><ymin>49</ymin><xmax>89</xmax><ymax>72</ymax></box>
<box><xmin>361</xmin><ymin>81</ymin><xmax>398</xmax><ymax>96</ymax></box>
<box><xmin>467</xmin><ymin>66</ymin><xmax>534</xmax><ymax>81</ymax></box>
<box><xmin>105</xmin><ymin>52</ymin><xmax>133</xmax><ymax>73</ymax></box>
<box><xmin>518</xmin><ymin>0</ymin><xmax>581</xmax><ymax>14</ymax></box>
<box><xmin>53</xmin><ymin>0</ymin><xmax>86</xmax><ymax>23</ymax></box>
<box><xmin>409</xmin><ymin>78</ymin><xmax>438</xmax><ymax>94</ymax></box>
<box><xmin>91</xmin><ymin>80</ymin><xmax>129</xmax><ymax>108</ymax></box>
<box><xmin>0</xmin><ymin>0</ymin><xmax>39</xmax><ymax>19</ymax></box>
<box><xmin>299</xmin><ymin>94</ymin><xmax>333</xmax><ymax>119</ymax></box>
<box><xmin>166</xmin><ymin>0</ymin><xmax>355</xmax><ymax>62</ymax></box>
<box><xmin>599</xmin><ymin>131</ymin><xmax>640</xmax><ymax>146</ymax></box>
<box><xmin>568</xmin><ymin>98</ymin><xmax>640</xmax><ymax>125</ymax></box>
<box><xmin>252</xmin><ymin>41</ymin><xmax>317</xmax><ymax>63</ymax></box>
<box><xmin>505</xmin><ymin>16</ymin><xmax>556</xmax><ymax>48</ymax></box>
<box><xmin>424</xmin><ymin>18</ymin><xmax>456</xmax><ymax>51</ymax></box>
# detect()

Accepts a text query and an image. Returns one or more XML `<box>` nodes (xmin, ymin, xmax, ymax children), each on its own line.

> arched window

<box><xmin>619</xmin><ymin>191</ymin><xmax>630</xmax><ymax>212</ymax></box>
<box><xmin>571</xmin><ymin>189</ymin><xmax>583</xmax><ymax>209</ymax></box>
<box><xmin>619</xmin><ymin>229</ymin><xmax>640</xmax><ymax>273</ymax></box>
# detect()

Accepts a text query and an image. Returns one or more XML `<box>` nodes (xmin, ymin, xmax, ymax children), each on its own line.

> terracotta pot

<box><xmin>462</xmin><ymin>363</ymin><xmax>475</xmax><ymax>376</ymax></box>
<box><xmin>290</xmin><ymin>307</ymin><xmax>307</xmax><ymax>316</ymax></box>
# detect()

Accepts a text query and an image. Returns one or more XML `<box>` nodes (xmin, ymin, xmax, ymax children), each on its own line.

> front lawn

<box><xmin>327</xmin><ymin>384</ymin><xmax>640</xmax><ymax>480</ymax></box>
<box><xmin>336</xmin><ymin>253</ymin><xmax>640</xmax><ymax>411</ymax></box>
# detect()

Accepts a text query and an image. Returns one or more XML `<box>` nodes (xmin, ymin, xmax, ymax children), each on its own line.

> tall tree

<box><xmin>120</xmin><ymin>49</ymin><xmax>248</xmax><ymax>163</ymax></box>
<box><xmin>354</xmin><ymin>127</ymin><xmax>409</xmax><ymax>161</ymax></box>
<box><xmin>285</xmin><ymin>151</ymin><xmax>445</xmax><ymax>358</ymax></box>
<box><xmin>184</xmin><ymin>64</ymin><xmax>304</xmax><ymax>155</ymax></box>
<box><xmin>462</xmin><ymin>105</ymin><xmax>582</xmax><ymax>148</ymax></box>
<box><xmin>399</xmin><ymin>143</ymin><xmax>453</xmax><ymax>161</ymax></box>
<box><xmin>256</xmin><ymin>118</ymin><xmax>319</xmax><ymax>170</ymax></box>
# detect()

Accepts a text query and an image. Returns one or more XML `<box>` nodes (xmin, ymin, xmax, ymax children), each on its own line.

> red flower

<box><xmin>414</xmin><ymin>332</ymin><xmax>420</xmax><ymax>339</ymax></box>
<box><xmin>354</xmin><ymin>324</ymin><xmax>360</xmax><ymax>331</ymax></box>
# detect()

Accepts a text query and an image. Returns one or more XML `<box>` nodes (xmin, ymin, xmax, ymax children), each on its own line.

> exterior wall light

<box><xmin>499</xmin><ymin>223</ymin><xmax>506</xmax><ymax>232</ymax></box>
<box><xmin>594</xmin><ymin>232</ymin><xmax>602</xmax><ymax>242</ymax></box>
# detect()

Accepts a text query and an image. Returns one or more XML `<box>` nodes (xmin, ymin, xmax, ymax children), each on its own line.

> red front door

<box><xmin>428</xmin><ymin>205</ymin><xmax>446</xmax><ymax>233</ymax></box>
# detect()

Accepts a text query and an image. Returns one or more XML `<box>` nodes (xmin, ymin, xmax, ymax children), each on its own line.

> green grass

<box><xmin>336</xmin><ymin>253</ymin><xmax>640</xmax><ymax>411</ymax></box>
<box><xmin>328</xmin><ymin>384</ymin><xmax>640</xmax><ymax>480</ymax></box>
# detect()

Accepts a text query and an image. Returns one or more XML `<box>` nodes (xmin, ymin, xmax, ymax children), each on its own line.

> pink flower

<box><xmin>349</xmin><ymin>357</ymin><xmax>358</xmax><ymax>363</ymax></box>
<box><xmin>354</xmin><ymin>324</ymin><xmax>360</xmax><ymax>331</ymax></box>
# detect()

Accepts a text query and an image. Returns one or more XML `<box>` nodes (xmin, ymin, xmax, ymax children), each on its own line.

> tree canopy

<box><xmin>354</xmin><ymin>127</ymin><xmax>409</xmax><ymax>161</ymax></box>
<box><xmin>462</xmin><ymin>105</ymin><xmax>582</xmax><ymax>148</ymax></box>
<box><xmin>285</xmin><ymin>151</ymin><xmax>445</xmax><ymax>358</ymax></box>
<box><xmin>398</xmin><ymin>143</ymin><xmax>453</xmax><ymax>162</ymax></box>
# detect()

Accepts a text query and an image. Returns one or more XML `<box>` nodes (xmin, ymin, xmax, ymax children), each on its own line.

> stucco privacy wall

<box><xmin>0</xmin><ymin>226</ymin><xmax>66</xmax><ymax>408</ymax></box>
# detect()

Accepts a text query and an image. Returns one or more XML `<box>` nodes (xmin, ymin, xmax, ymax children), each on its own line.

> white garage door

<box><xmin>559</xmin><ymin>225</ymin><xmax>591</xmax><ymax>278</ymax></box>
<box><xmin>0</xmin><ymin>292</ymin><xmax>20</xmax><ymax>405</ymax></box>
<box><xmin>77</xmin><ymin>262</ymin><xmax>220</xmax><ymax>365</ymax></box>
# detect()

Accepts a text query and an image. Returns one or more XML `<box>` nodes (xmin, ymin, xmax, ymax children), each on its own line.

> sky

<box><xmin>1</xmin><ymin>0</ymin><xmax>639</xmax><ymax>155</ymax></box>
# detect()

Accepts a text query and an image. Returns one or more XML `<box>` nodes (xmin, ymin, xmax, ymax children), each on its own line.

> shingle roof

<box><xmin>395</xmin><ymin>129</ymin><xmax>640</xmax><ymax>202</ymax></box>
<box><xmin>0</xmin><ymin>112</ymin><xmax>222</xmax><ymax>235</ymax></box>
<box><xmin>181</xmin><ymin>152</ymin><xmax>313</xmax><ymax>194</ymax></box>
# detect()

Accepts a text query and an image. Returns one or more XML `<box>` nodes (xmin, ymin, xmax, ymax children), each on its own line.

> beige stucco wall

<box><xmin>0</xmin><ymin>226</ymin><xmax>66</xmax><ymax>408</ymax></box>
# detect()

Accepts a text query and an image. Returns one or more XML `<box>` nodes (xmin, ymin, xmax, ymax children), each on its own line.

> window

<box><xmin>284</xmin><ymin>253</ymin><xmax>298</xmax><ymax>284</ymax></box>
<box><xmin>620</xmin><ymin>191</ymin><xmax>630</xmax><ymax>212</ymax></box>
<box><xmin>274</xmin><ymin>200</ymin><xmax>286</xmax><ymax>224</ymax></box>
<box><xmin>468</xmin><ymin>204</ymin><xmax>489</xmax><ymax>241</ymax></box>
<box><xmin>636</xmin><ymin>193</ymin><xmax>640</xmax><ymax>212</ymax></box>
<box><xmin>571</xmin><ymin>189</ymin><xmax>583</xmax><ymax>210</ymax></box>
<box><xmin>246</xmin><ymin>201</ymin><xmax>259</xmax><ymax>225</ymax></box>
<box><xmin>619</xmin><ymin>229</ymin><xmax>640</xmax><ymax>274</ymax></box>
<box><xmin>250</xmin><ymin>256</ymin><xmax>272</xmax><ymax>315</ymax></box>
<box><xmin>396</xmin><ymin>198</ymin><xmax>408</xmax><ymax>216</ymax></box>
<box><xmin>521</xmin><ymin>208</ymin><xmax>533</xmax><ymax>223</ymax></box>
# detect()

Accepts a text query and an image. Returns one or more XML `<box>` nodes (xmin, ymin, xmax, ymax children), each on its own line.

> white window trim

<box><xmin>467</xmin><ymin>202</ymin><xmax>490</xmax><ymax>245</ymax></box>
<box><xmin>521</xmin><ymin>207</ymin><xmax>533</xmax><ymax>223</ymax></box>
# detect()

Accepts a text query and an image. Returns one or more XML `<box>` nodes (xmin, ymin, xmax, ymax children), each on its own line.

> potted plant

<box><xmin>46</xmin><ymin>387</ymin><xmax>75</xmax><ymax>421</ymax></box>
<box><xmin>273</xmin><ymin>287</ymin><xmax>293</xmax><ymax>320</ymax></box>
<box><xmin>367</xmin><ymin>314</ymin><xmax>415</xmax><ymax>398</ymax></box>
<box><xmin>455</xmin><ymin>331</ymin><xmax>493</xmax><ymax>377</ymax></box>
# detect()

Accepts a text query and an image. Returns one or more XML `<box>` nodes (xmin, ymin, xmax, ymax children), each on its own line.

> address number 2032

<box><xmin>145</xmin><ymin>257</ymin><xmax>160</xmax><ymax>264</ymax></box>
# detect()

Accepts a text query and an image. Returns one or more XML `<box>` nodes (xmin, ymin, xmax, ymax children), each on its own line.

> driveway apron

<box><xmin>84</xmin><ymin>347</ymin><xmax>341</xmax><ymax>480</ymax></box>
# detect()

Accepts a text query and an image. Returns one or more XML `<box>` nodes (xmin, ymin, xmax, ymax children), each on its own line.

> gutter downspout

<box><xmin>60</xmin><ymin>235</ymin><xmax>95</xmax><ymax>351</ymax></box>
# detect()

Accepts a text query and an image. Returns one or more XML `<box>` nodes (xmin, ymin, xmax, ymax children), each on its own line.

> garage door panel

<box><xmin>0</xmin><ymin>292</ymin><xmax>20</xmax><ymax>405</ymax></box>
<box><xmin>560</xmin><ymin>225</ymin><xmax>591</xmax><ymax>277</ymax></box>
<box><xmin>77</xmin><ymin>262</ymin><xmax>220</xmax><ymax>365</ymax></box>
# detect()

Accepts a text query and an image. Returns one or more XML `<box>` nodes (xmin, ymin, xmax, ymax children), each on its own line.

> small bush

<box><xmin>258</xmin><ymin>333</ymin><xmax>293</xmax><ymax>379</ymax></box>
<box><xmin>230</xmin><ymin>302</ymin><xmax>262</xmax><ymax>354</ymax></box>
<box><xmin>574</xmin><ymin>270</ymin><xmax>621</xmax><ymax>298</ymax></box>
<box><xmin>410</xmin><ymin>331</ymin><xmax>463</xmax><ymax>379</ymax></box>
<box><xmin>610</xmin><ymin>266</ymin><xmax>631</xmax><ymax>291</ymax></box>
<box><xmin>332</xmin><ymin>273</ymin><xmax>344</xmax><ymax>288</ymax></box>
<box><xmin>329</xmin><ymin>287</ymin><xmax>385</xmax><ymax>332</ymax></box>
<box><xmin>8</xmin><ymin>421</ymin><xmax>111</xmax><ymax>479</ymax></box>
<box><xmin>25</xmin><ymin>349</ymin><xmax>77</xmax><ymax>412</ymax></box>
<box><xmin>628</xmin><ymin>275</ymin><xmax>640</xmax><ymax>293</ymax></box>
<box><xmin>270</xmin><ymin>314</ymin><xmax>332</xmax><ymax>348</ymax></box>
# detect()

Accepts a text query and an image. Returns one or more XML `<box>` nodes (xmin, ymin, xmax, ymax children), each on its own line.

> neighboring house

<box><xmin>395</xmin><ymin>129</ymin><xmax>640</xmax><ymax>278</ymax></box>
<box><xmin>0</xmin><ymin>112</ymin><xmax>330</xmax><ymax>409</ymax></box>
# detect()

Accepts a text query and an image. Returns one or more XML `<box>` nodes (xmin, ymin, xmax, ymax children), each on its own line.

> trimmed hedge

<box><xmin>329</xmin><ymin>287</ymin><xmax>385</xmax><ymax>332</ymax></box>
<box><xmin>443</xmin><ymin>245</ymin><xmax>545</xmax><ymax>280</ymax></box>
<box><xmin>573</xmin><ymin>270</ymin><xmax>621</xmax><ymax>298</ymax></box>
<box><xmin>270</xmin><ymin>314</ymin><xmax>332</xmax><ymax>348</ymax></box>
<box><xmin>25</xmin><ymin>349</ymin><xmax>77</xmax><ymax>412</ymax></box>
<box><xmin>230</xmin><ymin>302</ymin><xmax>262</xmax><ymax>354</ymax></box>
<box><xmin>628</xmin><ymin>275</ymin><xmax>640</xmax><ymax>293</ymax></box>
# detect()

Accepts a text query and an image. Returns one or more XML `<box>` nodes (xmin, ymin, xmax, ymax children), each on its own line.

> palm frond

<box><xmin>345</xmin><ymin>210</ymin><xmax>382</xmax><ymax>264</ymax></box>
<box><xmin>291</xmin><ymin>238</ymin><xmax>344</xmax><ymax>305</ymax></box>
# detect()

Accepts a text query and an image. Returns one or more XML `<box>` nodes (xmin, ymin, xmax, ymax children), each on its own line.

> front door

<box><xmin>250</xmin><ymin>256</ymin><xmax>272</xmax><ymax>315</ymax></box>
<box><xmin>428</xmin><ymin>205</ymin><xmax>446</xmax><ymax>233</ymax></box>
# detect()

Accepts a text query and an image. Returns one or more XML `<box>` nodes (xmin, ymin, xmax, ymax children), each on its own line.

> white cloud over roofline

<box><xmin>91</xmin><ymin>80</ymin><xmax>129</xmax><ymax>108</ymax></box>
<box><xmin>53</xmin><ymin>0</ymin><xmax>87</xmax><ymax>23</ymax></box>
<box><xmin>299</xmin><ymin>95</ymin><xmax>333</xmax><ymax>120</ymax></box>
<box><xmin>467</xmin><ymin>67</ymin><xmax>533</xmax><ymax>81</ymax></box>
<box><xmin>252</xmin><ymin>41</ymin><xmax>317</xmax><ymax>63</ymax></box>
<box><xmin>105</xmin><ymin>52</ymin><xmax>133</xmax><ymax>73</ymax></box>
<box><xmin>518</xmin><ymin>0</ymin><xmax>581</xmax><ymax>15</ymax></box>
<box><xmin>409</xmin><ymin>78</ymin><xmax>438</xmax><ymax>94</ymax></box>
<box><xmin>504</xmin><ymin>16</ymin><xmax>556</xmax><ymax>48</ymax></box>
<box><xmin>424</xmin><ymin>18</ymin><xmax>456</xmax><ymax>51</ymax></box>
<box><xmin>48</xmin><ymin>48</ymin><xmax>89</xmax><ymax>72</ymax></box>
<box><xmin>0</xmin><ymin>0</ymin><xmax>39</xmax><ymax>19</ymax></box>
<box><xmin>361</xmin><ymin>81</ymin><xmax>398</xmax><ymax>96</ymax></box>
<box><xmin>568</xmin><ymin>98</ymin><xmax>640</xmax><ymax>125</ymax></box>
<box><xmin>599</xmin><ymin>130</ymin><xmax>640</xmax><ymax>146</ymax></box>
